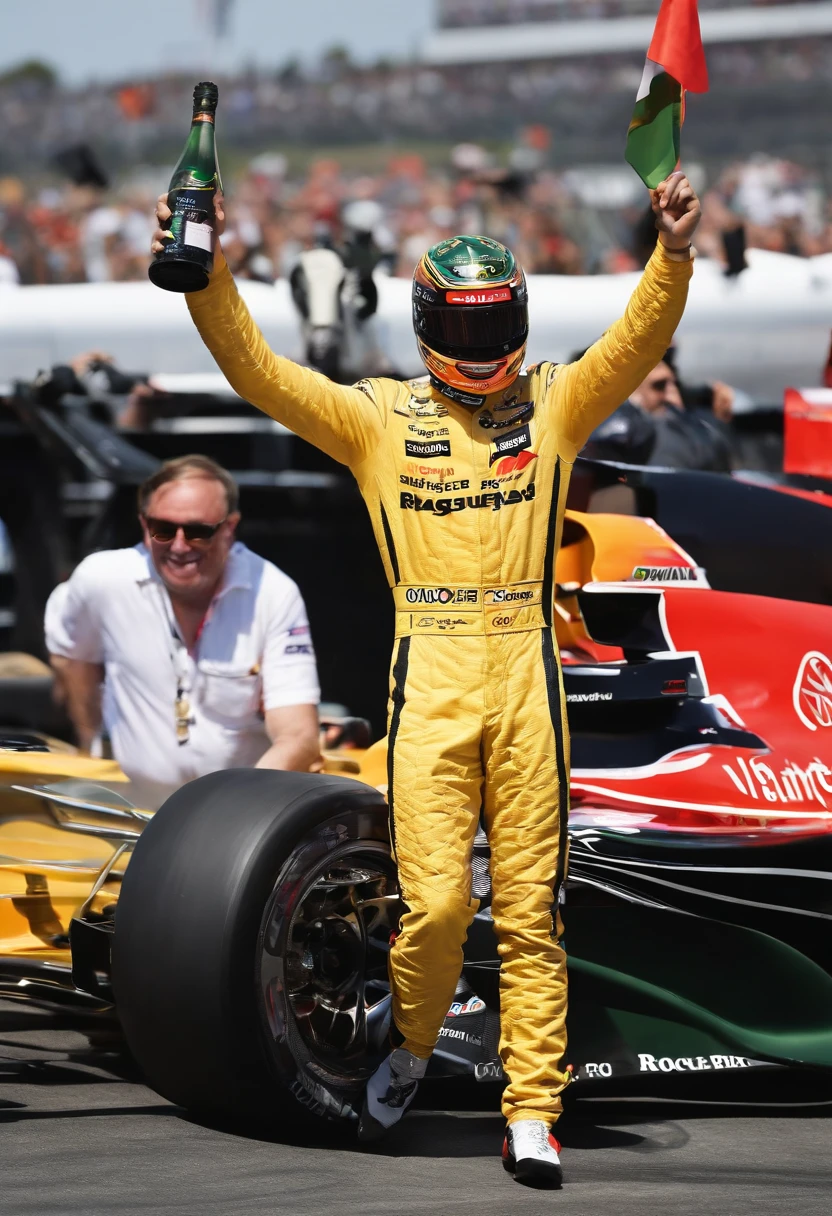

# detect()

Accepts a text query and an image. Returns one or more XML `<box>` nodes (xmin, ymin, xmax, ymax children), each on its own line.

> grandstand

<box><xmin>426</xmin><ymin>1</ymin><xmax>832</xmax><ymax>62</ymax></box>
<box><xmin>0</xmin><ymin>0</ymin><xmax>830</xmax><ymax>176</ymax></box>
<box><xmin>419</xmin><ymin>1</ymin><xmax>832</xmax><ymax>170</ymax></box>
<box><xmin>436</xmin><ymin>0</ymin><xmax>832</xmax><ymax>32</ymax></box>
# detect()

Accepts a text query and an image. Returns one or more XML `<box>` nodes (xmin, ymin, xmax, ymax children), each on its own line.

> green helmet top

<box><xmin>421</xmin><ymin>235</ymin><xmax>519</xmax><ymax>288</ymax></box>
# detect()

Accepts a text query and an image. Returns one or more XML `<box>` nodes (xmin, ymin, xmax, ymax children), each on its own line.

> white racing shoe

<box><xmin>502</xmin><ymin>1120</ymin><xmax>563</xmax><ymax>1188</ymax></box>
<box><xmin>358</xmin><ymin>1048</ymin><xmax>428</xmax><ymax>1142</ymax></box>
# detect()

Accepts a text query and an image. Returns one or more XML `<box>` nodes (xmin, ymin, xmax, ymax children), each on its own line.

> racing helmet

<box><xmin>412</xmin><ymin>235</ymin><xmax>528</xmax><ymax>397</ymax></box>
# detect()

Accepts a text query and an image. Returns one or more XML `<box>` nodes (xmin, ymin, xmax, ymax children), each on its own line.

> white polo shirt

<box><xmin>45</xmin><ymin>543</ymin><xmax>320</xmax><ymax>802</ymax></box>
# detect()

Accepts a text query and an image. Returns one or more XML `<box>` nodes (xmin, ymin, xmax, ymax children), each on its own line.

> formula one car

<box><xmin>1</xmin><ymin>505</ymin><xmax>831</xmax><ymax>1127</ymax></box>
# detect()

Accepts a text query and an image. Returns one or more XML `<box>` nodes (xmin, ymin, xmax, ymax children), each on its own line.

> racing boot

<box><xmin>502</xmin><ymin>1120</ymin><xmax>563</xmax><ymax>1188</ymax></box>
<box><xmin>358</xmin><ymin>1047</ymin><xmax>428</xmax><ymax>1142</ymax></box>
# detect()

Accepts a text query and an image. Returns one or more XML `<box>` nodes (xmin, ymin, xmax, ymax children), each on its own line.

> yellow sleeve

<box><xmin>551</xmin><ymin>242</ymin><xmax>694</xmax><ymax>453</ymax></box>
<box><xmin>186</xmin><ymin>258</ymin><xmax>385</xmax><ymax>467</ymax></box>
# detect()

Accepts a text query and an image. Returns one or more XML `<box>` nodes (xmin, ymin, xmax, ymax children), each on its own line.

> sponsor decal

<box><xmin>723</xmin><ymin>755</ymin><xmax>832</xmax><ymax>808</ymax></box>
<box><xmin>481</xmin><ymin>470</ymin><xmax>530</xmax><ymax>488</ymax></box>
<box><xmin>489</xmin><ymin>423</ymin><xmax>531</xmax><ymax>465</ymax></box>
<box><xmin>400</xmin><ymin>483</ymin><xmax>535</xmax><ymax>516</ymax></box>
<box><xmin>413</xmin><ymin>397</ymin><xmax>449</xmax><ymax>418</ymax></box>
<box><xmin>492</xmin><ymin>615</ymin><xmax>515</xmax><ymax>628</ymax></box>
<box><xmin>494</xmin><ymin>449</ymin><xmax>537</xmax><ymax>476</ymax></box>
<box><xmin>580</xmin><ymin>1062</ymin><xmax>613</xmax><ymax>1079</ymax></box>
<box><xmin>405</xmin><ymin>439</ymin><xmax>452</xmax><ymax>459</ymax></box>
<box><xmin>400</xmin><ymin>475</ymin><xmax>470</xmax><ymax>493</ymax></box>
<box><xmin>446</xmin><ymin>287</ymin><xmax>512</xmax><ymax>305</ymax></box>
<box><xmin>484</xmin><ymin>588</ymin><xmax>534</xmax><ymax>604</ymax></box>
<box><xmin>662</xmin><ymin>678</ymin><xmax>688</xmax><ymax>696</ymax></box>
<box><xmin>567</xmin><ymin>691</ymin><xmax>614</xmax><ymax>703</ymax></box>
<box><xmin>284</xmin><ymin>643</ymin><xmax>313</xmax><ymax>655</ymax></box>
<box><xmin>405</xmin><ymin>587</ymin><xmax>478</xmax><ymax>605</ymax></box>
<box><xmin>406</xmin><ymin>461</ymin><xmax>455</xmax><ymax>477</ymax></box>
<box><xmin>631</xmin><ymin>565</ymin><xmax>705</xmax><ymax>584</ymax></box>
<box><xmin>793</xmin><ymin>651</ymin><xmax>832</xmax><ymax>732</ymax></box>
<box><xmin>447</xmin><ymin>995</ymin><xmax>486</xmax><ymax>1017</ymax></box>
<box><xmin>457</xmin><ymin>362</ymin><xmax>501</xmax><ymax>379</ymax></box>
<box><xmin>407</xmin><ymin>424</ymin><xmax>450</xmax><ymax>437</ymax></box>
<box><xmin>474</xmin><ymin>1060</ymin><xmax>506</xmax><ymax>1082</ymax></box>
<box><xmin>639</xmin><ymin>1053</ymin><xmax>759</xmax><ymax>1073</ymax></box>
<box><xmin>438</xmin><ymin>1026</ymin><xmax>483</xmax><ymax>1045</ymax></box>
<box><xmin>289</xmin><ymin>625</ymin><xmax>309</xmax><ymax>636</ymax></box>
<box><xmin>415</xmin><ymin>617</ymin><xmax>469</xmax><ymax>631</ymax></box>
<box><xmin>413</xmin><ymin>281</ymin><xmax>439</xmax><ymax>304</ymax></box>
<box><xmin>450</xmin><ymin>262</ymin><xmax>500</xmax><ymax>279</ymax></box>
<box><xmin>394</xmin><ymin>389</ymin><xmax>449</xmax><ymax>418</ymax></box>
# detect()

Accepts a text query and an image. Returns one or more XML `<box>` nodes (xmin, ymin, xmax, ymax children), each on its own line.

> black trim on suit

<box><xmin>387</xmin><ymin>635</ymin><xmax>411</xmax><ymax>858</ymax></box>
<box><xmin>380</xmin><ymin>503</ymin><xmax>400</xmax><ymax>585</ymax></box>
<box><xmin>541</xmin><ymin>458</ymin><xmax>561</xmax><ymax>629</ymax></box>
<box><xmin>541</xmin><ymin>628</ymin><xmax>569</xmax><ymax>899</ymax></box>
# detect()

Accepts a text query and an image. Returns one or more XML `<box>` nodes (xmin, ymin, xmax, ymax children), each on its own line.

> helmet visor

<box><xmin>414</xmin><ymin>301</ymin><xmax>528</xmax><ymax>361</ymax></box>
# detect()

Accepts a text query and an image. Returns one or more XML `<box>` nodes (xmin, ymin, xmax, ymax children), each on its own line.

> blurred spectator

<box><xmin>44</xmin><ymin>456</ymin><xmax>322</xmax><ymax>806</ymax></box>
<box><xmin>662</xmin><ymin>347</ymin><xmax>745</xmax><ymax>423</ymax></box>
<box><xmin>582</xmin><ymin>399</ymin><xmax>657</xmax><ymax>466</ymax></box>
<box><xmin>583</xmin><ymin>354</ymin><xmax>735</xmax><ymax>471</ymax></box>
<box><xmin>27</xmin><ymin>350</ymin><xmax>168</xmax><ymax>428</ymax></box>
<box><xmin>0</xmin><ymin>239</ymin><xmax>19</xmax><ymax>285</ymax></box>
<box><xmin>630</xmin><ymin>360</ymin><xmax>732</xmax><ymax>472</ymax></box>
<box><xmin>7</xmin><ymin>144</ymin><xmax>832</xmax><ymax>288</ymax></box>
<box><xmin>0</xmin><ymin>176</ymin><xmax>48</xmax><ymax>283</ymax></box>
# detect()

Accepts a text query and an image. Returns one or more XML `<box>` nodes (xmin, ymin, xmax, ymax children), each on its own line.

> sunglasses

<box><xmin>143</xmin><ymin>515</ymin><xmax>227</xmax><ymax>545</ymax></box>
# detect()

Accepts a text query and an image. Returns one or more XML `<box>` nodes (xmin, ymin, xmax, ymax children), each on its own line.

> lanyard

<box><xmin>156</xmin><ymin>587</ymin><xmax>212</xmax><ymax>747</ymax></box>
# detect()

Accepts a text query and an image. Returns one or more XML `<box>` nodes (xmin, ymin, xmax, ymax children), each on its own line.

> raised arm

<box><xmin>553</xmin><ymin>173</ymin><xmax>700</xmax><ymax>452</ymax></box>
<box><xmin>152</xmin><ymin>195</ymin><xmax>385</xmax><ymax>468</ymax></box>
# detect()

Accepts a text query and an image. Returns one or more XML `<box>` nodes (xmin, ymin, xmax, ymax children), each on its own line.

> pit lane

<box><xmin>1</xmin><ymin>999</ymin><xmax>829</xmax><ymax>1215</ymax></box>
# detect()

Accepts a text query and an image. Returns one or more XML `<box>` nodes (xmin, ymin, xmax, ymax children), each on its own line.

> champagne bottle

<box><xmin>149</xmin><ymin>81</ymin><xmax>221</xmax><ymax>293</ymax></box>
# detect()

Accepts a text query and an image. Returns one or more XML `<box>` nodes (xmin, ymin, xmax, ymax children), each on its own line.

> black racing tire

<box><xmin>111</xmin><ymin>768</ymin><xmax>393</xmax><ymax>1125</ymax></box>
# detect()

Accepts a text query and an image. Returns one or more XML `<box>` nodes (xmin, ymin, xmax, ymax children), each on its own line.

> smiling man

<box><xmin>44</xmin><ymin>455</ymin><xmax>321</xmax><ymax>807</ymax></box>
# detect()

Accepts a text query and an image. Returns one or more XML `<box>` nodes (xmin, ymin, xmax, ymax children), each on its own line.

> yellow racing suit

<box><xmin>186</xmin><ymin>241</ymin><xmax>693</xmax><ymax>1124</ymax></box>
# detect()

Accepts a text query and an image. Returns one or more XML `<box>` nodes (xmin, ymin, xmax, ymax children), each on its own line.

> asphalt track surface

<box><xmin>1</xmin><ymin>999</ymin><xmax>830</xmax><ymax>1215</ymax></box>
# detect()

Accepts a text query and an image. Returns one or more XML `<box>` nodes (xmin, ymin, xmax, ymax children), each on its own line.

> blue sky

<box><xmin>2</xmin><ymin>0</ymin><xmax>437</xmax><ymax>85</ymax></box>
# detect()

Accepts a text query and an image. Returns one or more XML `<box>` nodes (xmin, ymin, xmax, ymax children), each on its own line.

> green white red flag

<box><xmin>625</xmin><ymin>0</ymin><xmax>709</xmax><ymax>189</ymax></box>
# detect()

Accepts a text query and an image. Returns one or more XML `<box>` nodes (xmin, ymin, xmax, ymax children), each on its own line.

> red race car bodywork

<box><xmin>570</xmin><ymin>586</ymin><xmax>832</xmax><ymax>841</ymax></box>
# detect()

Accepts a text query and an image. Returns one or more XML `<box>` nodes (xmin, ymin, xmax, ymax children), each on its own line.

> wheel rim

<box><xmin>258</xmin><ymin>834</ymin><xmax>402</xmax><ymax>1096</ymax></box>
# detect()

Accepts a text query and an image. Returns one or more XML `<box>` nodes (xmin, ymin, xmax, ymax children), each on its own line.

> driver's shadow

<box><xmin>183</xmin><ymin>1084</ymin><xmax>648</xmax><ymax>1159</ymax></box>
<box><xmin>357</xmin><ymin>1109</ymin><xmax>648</xmax><ymax>1158</ymax></box>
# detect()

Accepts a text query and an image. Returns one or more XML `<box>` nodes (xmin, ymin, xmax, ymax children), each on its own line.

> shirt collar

<box><xmin>217</xmin><ymin>543</ymin><xmax>252</xmax><ymax>595</ymax></box>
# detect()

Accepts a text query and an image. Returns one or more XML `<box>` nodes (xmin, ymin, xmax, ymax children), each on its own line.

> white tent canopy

<box><xmin>422</xmin><ymin>2</ymin><xmax>832</xmax><ymax>65</ymax></box>
<box><xmin>1</xmin><ymin>248</ymin><xmax>830</xmax><ymax>407</ymax></box>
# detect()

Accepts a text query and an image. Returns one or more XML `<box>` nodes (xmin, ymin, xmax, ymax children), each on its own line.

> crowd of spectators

<box><xmin>1</xmin><ymin>142</ymin><xmax>830</xmax><ymax>288</ymax></box>
<box><xmin>1</xmin><ymin>11</ymin><xmax>830</xmax><ymax>288</ymax></box>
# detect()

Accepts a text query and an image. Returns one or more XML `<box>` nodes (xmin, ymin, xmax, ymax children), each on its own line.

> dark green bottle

<box><xmin>149</xmin><ymin>81</ymin><xmax>221</xmax><ymax>293</ymax></box>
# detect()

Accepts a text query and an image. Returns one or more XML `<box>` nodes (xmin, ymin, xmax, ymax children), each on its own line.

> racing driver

<box><xmin>153</xmin><ymin>172</ymin><xmax>700</xmax><ymax>1187</ymax></box>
